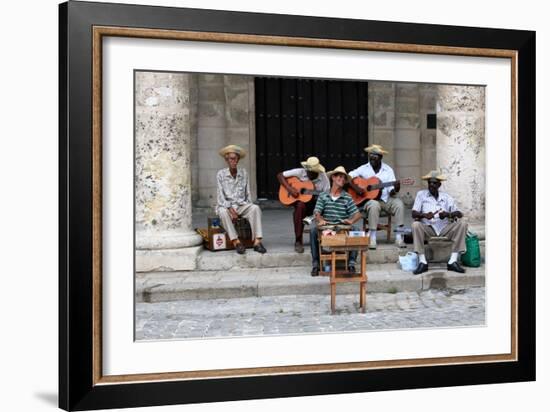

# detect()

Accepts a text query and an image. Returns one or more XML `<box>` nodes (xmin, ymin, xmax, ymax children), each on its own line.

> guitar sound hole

<box><xmin>366</xmin><ymin>185</ymin><xmax>372</xmax><ymax>191</ymax></box>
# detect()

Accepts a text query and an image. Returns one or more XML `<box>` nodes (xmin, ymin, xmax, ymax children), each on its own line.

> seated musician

<box><xmin>276</xmin><ymin>156</ymin><xmax>330</xmax><ymax>253</ymax></box>
<box><xmin>411</xmin><ymin>170</ymin><xmax>468</xmax><ymax>275</ymax></box>
<box><xmin>348</xmin><ymin>144</ymin><xmax>405</xmax><ymax>250</ymax></box>
<box><xmin>216</xmin><ymin>144</ymin><xmax>266</xmax><ymax>255</ymax></box>
<box><xmin>310</xmin><ymin>166</ymin><xmax>362</xmax><ymax>277</ymax></box>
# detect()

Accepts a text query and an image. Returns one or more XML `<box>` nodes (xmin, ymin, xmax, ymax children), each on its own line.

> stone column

<box><xmin>436</xmin><ymin>85</ymin><xmax>485</xmax><ymax>222</ymax></box>
<box><xmin>135</xmin><ymin>72</ymin><xmax>203</xmax><ymax>272</ymax></box>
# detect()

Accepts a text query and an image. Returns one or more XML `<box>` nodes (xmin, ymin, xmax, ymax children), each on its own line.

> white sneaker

<box><xmin>369</xmin><ymin>237</ymin><xmax>377</xmax><ymax>250</ymax></box>
<box><xmin>395</xmin><ymin>238</ymin><xmax>406</xmax><ymax>248</ymax></box>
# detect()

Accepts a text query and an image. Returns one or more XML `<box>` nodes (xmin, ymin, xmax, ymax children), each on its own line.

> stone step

<box><xmin>195</xmin><ymin>240</ymin><xmax>485</xmax><ymax>270</ymax></box>
<box><xmin>136</xmin><ymin>263</ymin><xmax>485</xmax><ymax>303</ymax></box>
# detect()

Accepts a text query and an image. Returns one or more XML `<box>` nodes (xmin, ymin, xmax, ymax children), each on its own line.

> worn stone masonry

<box><xmin>436</xmin><ymin>85</ymin><xmax>485</xmax><ymax>221</ymax></box>
<box><xmin>135</xmin><ymin>72</ymin><xmax>203</xmax><ymax>271</ymax></box>
<box><xmin>192</xmin><ymin>74</ymin><xmax>256</xmax><ymax>209</ymax></box>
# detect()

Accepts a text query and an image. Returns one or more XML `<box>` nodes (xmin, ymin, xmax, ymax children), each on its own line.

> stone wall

<box><xmin>369</xmin><ymin>82</ymin><xmax>396</xmax><ymax>166</ymax></box>
<box><xmin>367</xmin><ymin>81</ymin><xmax>484</xmax><ymax>221</ymax></box>
<box><xmin>191</xmin><ymin>74</ymin><xmax>256</xmax><ymax>209</ymax></box>
<box><xmin>419</xmin><ymin>84</ymin><xmax>438</xmax><ymax>176</ymax></box>
<box><xmin>394</xmin><ymin>83</ymin><xmax>422</xmax><ymax>201</ymax></box>
<box><xmin>368</xmin><ymin>82</ymin><xmax>429</xmax><ymax>207</ymax></box>
<box><xmin>436</xmin><ymin>85</ymin><xmax>486</xmax><ymax>221</ymax></box>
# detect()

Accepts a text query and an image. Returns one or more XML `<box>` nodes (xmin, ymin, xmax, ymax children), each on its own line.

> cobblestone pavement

<box><xmin>136</xmin><ymin>287</ymin><xmax>485</xmax><ymax>340</ymax></box>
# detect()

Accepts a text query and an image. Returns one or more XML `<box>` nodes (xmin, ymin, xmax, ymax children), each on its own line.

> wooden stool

<box><xmin>320</xmin><ymin>235</ymin><xmax>368</xmax><ymax>314</ymax></box>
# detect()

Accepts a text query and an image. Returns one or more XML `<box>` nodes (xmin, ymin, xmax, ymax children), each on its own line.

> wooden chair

<box><xmin>362</xmin><ymin>210</ymin><xmax>392</xmax><ymax>242</ymax></box>
<box><xmin>319</xmin><ymin>234</ymin><xmax>368</xmax><ymax>314</ymax></box>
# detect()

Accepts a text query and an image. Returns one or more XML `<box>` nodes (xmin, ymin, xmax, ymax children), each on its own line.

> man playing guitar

<box><xmin>277</xmin><ymin>156</ymin><xmax>330</xmax><ymax>253</ymax></box>
<box><xmin>348</xmin><ymin>144</ymin><xmax>406</xmax><ymax>249</ymax></box>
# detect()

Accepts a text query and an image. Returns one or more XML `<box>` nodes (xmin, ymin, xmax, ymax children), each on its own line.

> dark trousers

<box><xmin>293</xmin><ymin>198</ymin><xmax>316</xmax><ymax>242</ymax></box>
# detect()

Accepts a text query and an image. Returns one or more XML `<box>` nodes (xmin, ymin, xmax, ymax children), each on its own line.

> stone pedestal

<box><xmin>436</xmin><ymin>85</ymin><xmax>485</xmax><ymax>222</ymax></box>
<box><xmin>425</xmin><ymin>237</ymin><xmax>453</xmax><ymax>263</ymax></box>
<box><xmin>135</xmin><ymin>72</ymin><xmax>202</xmax><ymax>272</ymax></box>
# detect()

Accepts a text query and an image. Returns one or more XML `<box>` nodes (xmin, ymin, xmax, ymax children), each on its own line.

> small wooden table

<box><xmin>320</xmin><ymin>235</ymin><xmax>369</xmax><ymax>314</ymax></box>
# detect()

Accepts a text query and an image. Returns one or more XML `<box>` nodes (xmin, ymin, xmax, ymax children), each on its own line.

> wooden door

<box><xmin>255</xmin><ymin>77</ymin><xmax>369</xmax><ymax>199</ymax></box>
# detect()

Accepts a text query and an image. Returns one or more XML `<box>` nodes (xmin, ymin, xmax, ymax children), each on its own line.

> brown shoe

<box><xmin>294</xmin><ymin>241</ymin><xmax>304</xmax><ymax>253</ymax></box>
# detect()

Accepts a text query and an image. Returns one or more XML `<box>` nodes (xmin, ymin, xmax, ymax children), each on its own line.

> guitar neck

<box><xmin>370</xmin><ymin>180</ymin><xmax>400</xmax><ymax>190</ymax></box>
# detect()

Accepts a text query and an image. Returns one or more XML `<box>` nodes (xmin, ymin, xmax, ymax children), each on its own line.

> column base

<box><xmin>136</xmin><ymin>229</ymin><xmax>203</xmax><ymax>250</ymax></box>
<box><xmin>136</xmin><ymin>246</ymin><xmax>202</xmax><ymax>272</ymax></box>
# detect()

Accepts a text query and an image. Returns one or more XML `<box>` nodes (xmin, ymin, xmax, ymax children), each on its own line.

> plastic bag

<box><xmin>461</xmin><ymin>231</ymin><xmax>481</xmax><ymax>267</ymax></box>
<box><xmin>399</xmin><ymin>252</ymin><xmax>419</xmax><ymax>272</ymax></box>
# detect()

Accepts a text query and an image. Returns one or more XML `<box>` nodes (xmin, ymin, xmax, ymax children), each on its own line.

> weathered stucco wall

<box><xmin>436</xmin><ymin>85</ymin><xmax>486</xmax><ymax>221</ymax></box>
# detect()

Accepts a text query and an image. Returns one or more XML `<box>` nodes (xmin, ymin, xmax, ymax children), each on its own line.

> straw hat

<box><xmin>300</xmin><ymin>156</ymin><xmax>325</xmax><ymax>173</ymax></box>
<box><xmin>326</xmin><ymin>166</ymin><xmax>351</xmax><ymax>182</ymax></box>
<box><xmin>421</xmin><ymin>170</ymin><xmax>447</xmax><ymax>181</ymax></box>
<box><xmin>363</xmin><ymin>144</ymin><xmax>388</xmax><ymax>156</ymax></box>
<box><xmin>218</xmin><ymin>144</ymin><xmax>247</xmax><ymax>159</ymax></box>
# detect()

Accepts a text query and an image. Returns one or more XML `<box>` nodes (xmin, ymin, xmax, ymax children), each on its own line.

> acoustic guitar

<box><xmin>347</xmin><ymin>176</ymin><xmax>415</xmax><ymax>205</ymax></box>
<box><xmin>279</xmin><ymin>176</ymin><xmax>323</xmax><ymax>206</ymax></box>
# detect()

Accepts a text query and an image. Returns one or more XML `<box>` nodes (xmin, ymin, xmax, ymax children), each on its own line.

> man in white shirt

<box><xmin>411</xmin><ymin>170</ymin><xmax>468</xmax><ymax>275</ymax></box>
<box><xmin>348</xmin><ymin>144</ymin><xmax>405</xmax><ymax>249</ymax></box>
<box><xmin>277</xmin><ymin>156</ymin><xmax>330</xmax><ymax>253</ymax></box>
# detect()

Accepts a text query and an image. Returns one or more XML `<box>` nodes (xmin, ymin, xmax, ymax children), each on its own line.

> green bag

<box><xmin>462</xmin><ymin>231</ymin><xmax>481</xmax><ymax>267</ymax></box>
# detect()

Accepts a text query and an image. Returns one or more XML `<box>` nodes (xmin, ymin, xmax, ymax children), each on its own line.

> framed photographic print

<box><xmin>59</xmin><ymin>1</ymin><xmax>535</xmax><ymax>410</ymax></box>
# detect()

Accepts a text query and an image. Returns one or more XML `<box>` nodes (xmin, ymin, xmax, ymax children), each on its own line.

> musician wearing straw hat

<box><xmin>348</xmin><ymin>144</ymin><xmax>406</xmax><ymax>249</ymax></box>
<box><xmin>216</xmin><ymin>144</ymin><xmax>267</xmax><ymax>255</ymax></box>
<box><xmin>310</xmin><ymin>166</ymin><xmax>362</xmax><ymax>277</ymax></box>
<box><xmin>411</xmin><ymin>170</ymin><xmax>467</xmax><ymax>275</ymax></box>
<box><xmin>276</xmin><ymin>156</ymin><xmax>330</xmax><ymax>253</ymax></box>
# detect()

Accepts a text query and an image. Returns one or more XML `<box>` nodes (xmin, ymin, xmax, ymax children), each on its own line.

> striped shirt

<box><xmin>314</xmin><ymin>191</ymin><xmax>359</xmax><ymax>224</ymax></box>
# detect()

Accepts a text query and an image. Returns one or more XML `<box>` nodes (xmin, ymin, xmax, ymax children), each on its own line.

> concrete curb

<box><xmin>137</xmin><ymin>264</ymin><xmax>485</xmax><ymax>303</ymax></box>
